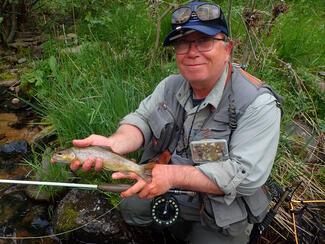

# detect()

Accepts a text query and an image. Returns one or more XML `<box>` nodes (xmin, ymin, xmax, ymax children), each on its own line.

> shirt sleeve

<box><xmin>119</xmin><ymin>77</ymin><xmax>168</xmax><ymax>146</ymax></box>
<box><xmin>196</xmin><ymin>93</ymin><xmax>281</xmax><ymax>205</ymax></box>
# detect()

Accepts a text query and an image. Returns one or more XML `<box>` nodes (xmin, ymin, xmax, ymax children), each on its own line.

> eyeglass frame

<box><xmin>171</xmin><ymin>3</ymin><xmax>222</xmax><ymax>26</ymax></box>
<box><xmin>172</xmin><ymin>36</ymin><xmax>228</xmax><ymax>55</ymax></box>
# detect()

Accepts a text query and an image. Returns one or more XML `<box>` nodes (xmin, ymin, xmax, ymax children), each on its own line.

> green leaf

<box><xmin>48</xmin><ymin>56</ymin><xmax>57</xmax><ymax>75</ymax></box>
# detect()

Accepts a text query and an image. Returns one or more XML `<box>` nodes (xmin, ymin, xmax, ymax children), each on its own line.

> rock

<box><xmin>17</xmin><ymin>58</ymin><xmax>27</xmax><ymax>64</ymax></box>
<box><xmin>16</xmin><ymin>31</ymin><xmax>39</xmax><ymax>39</ymax></box>
<box><xmin>11</xmin><ymin>98</ymin><xmax>20</xmax><ymax>105</ymax></box>
<box><xmin>9</xmin><ymin>68</ymin><xmax>18</xmax><ymax>73</ymax></box>
<box><xmin>318</xmin><ymin>81</ymin><xmax>325</xmax><ymax>93</ymax></box>
<box><xmin>62</xmin><ymin>45</ymin><xmax>82</xmax><ymax>54</ymax></box>
<box><xmin>25</xmin><ymin>185</ymin><xmax>54</xmax><ymax>202</ymax></box>
<box><xmin>0</xmin><ymin>79</ymin><xmax>19</xmax><ymax>87</ymax></box>
<box><xmin>285</xmin><ymin>120</ymin><xmax>319</xmax><ymax>163</ymax></box>
<box><xmin>31</xmin><ymin>125</ymin><xmax>57</xmax><ymax>146</ymax></box>
<box><xmin>52</xmin><ymin>189</ymin><xmax>154</xmax><ymax>243</ymax></box>
<box><xmin>318</xmin><ymin>71</ymin><xmax>325</xmax><ymax>77</ymax></box>
<box><xmin>8</xmin><ymin>86</ymin><xmax>20</xmax><ymax>95</ymax></box>
<box><xmin>0</xmin><ymin>140</ymin><xmax>29</xmax><ymax>158</ymax></box>
<box><xmin>31</xmin><ymin>46</ymin><xmax>43</xmax><ymax>59</ymax></box>
<box><xmin>57</xmin><ymin>33</ymin><xmax>77</xmax><ymax>42</ymax></box>
<box><xmin>4</xmin><ymin>55</ymin><xmax>18</xmax><ymax>64</ymax></box>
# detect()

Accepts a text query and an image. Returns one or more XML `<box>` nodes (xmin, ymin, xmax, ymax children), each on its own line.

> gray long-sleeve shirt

<box><xmin>120</xmin><ymin>66</ymin><xmax>281</xmax><ymax>204</ymax></box>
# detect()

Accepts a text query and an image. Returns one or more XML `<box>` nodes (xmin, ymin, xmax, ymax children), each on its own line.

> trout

<box><xmin>52</xmin><ymin>146</ymin><xmax>154</xmax><ymax>181</ymax></box>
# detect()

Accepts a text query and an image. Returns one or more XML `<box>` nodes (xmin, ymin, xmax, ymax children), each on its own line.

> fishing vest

<box><xmin>140</xmin><ymin>63</ymin><xmax>282</xmax><ymax>235</ymax></box>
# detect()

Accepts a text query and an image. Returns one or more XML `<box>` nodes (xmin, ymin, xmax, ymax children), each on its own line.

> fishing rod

<box><xmin>0</xmin><ymin>179</ymin><xmax>131</xmax><ymax>192</ymax></box>
<box><xmin>0</xmin><ymin>179</ymin><xmax>196</xmax><ymax>226</ymax></box>
<box><xmin>0</xmin><ymin>179</ymin><xmax>196</xmax><ymax>195</ymax></box>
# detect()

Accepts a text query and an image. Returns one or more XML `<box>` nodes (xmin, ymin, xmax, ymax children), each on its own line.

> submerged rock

<box><xmin>0</xmin><ymin>140</ymin><xmax>29</xmax><ymax>158</ymax></box>
<box><xmin>0</xmin><ymin>190</ymin><xmax>57</xmax><ymax>242</ymax></box>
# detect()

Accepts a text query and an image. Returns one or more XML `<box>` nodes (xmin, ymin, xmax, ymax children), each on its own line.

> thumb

<box><xmin>73</xmin><ymin>137</ymin><xmax>93</xmax><ymax>147</ymax></box>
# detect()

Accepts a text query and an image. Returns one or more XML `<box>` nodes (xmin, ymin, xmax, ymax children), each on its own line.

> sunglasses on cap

<box><xmin>172</xmin><ymin>3</ymin><xmax>221</xmax><ymax>25</ymax></box>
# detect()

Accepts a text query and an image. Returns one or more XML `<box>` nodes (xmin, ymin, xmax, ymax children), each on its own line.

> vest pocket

<box><xmin>207</xmin><ymin>113</ymin><xmax>231</xmax><ymax>139</ymax></box>
<box><xmin>242</xmin><ymin>187</ymin><xmax>271</xmax><ymax>223</ymax></box>
<box><xmin>147</xmin><ymin>102</ymin><xmax>177</xmax><ymax>153</ymax></box>
<box><xmin>201</xmin><ymin>195</ymin><xmax>249</xmax><ymax>236</ymax></box>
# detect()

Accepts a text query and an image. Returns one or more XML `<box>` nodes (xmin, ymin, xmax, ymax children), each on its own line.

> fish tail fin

<box><xmin>139</xmin><ymin>162</ymin><xmax>155</xmax><ymax>182</ymax></box>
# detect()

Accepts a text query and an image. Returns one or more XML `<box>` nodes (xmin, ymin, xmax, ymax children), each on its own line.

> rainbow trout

<box><xmin>52</xmin><ymin>146</ymin><xmax>154</xmax><ymax>181</ymax></box>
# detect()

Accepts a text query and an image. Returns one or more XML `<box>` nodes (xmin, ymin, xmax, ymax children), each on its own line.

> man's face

<box><xmin>175</xmin><ymin>32</ymin><xmax>232</xmax><ymax>87</ymax></box>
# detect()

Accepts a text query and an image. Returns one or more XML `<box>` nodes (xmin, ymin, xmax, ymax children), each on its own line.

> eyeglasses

<box><xmin>172</xmin><ymin>3</ymin><xmax>221</xmax><ymax>25</ymax></box>
<box><xmin>173</xmin><ymin>37</ymin><xmax>226</xmax><ymax>54</ymax></box>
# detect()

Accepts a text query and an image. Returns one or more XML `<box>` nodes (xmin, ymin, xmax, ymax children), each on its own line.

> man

<box><xmin>66</xmin><ymin>1</ymin><xmax>281</xmax><ymax>243</ymax></box>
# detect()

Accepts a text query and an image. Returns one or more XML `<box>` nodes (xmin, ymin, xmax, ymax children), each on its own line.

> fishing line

<box><xmin>0</xmin><ymin>198</ymin><xmax>125</xmax><ymax>240</ymax></box>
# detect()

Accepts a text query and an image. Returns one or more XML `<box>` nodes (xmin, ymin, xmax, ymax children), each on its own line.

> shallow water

<box><xmin>0</xmin><ymin>112</ymin><xmax>40</xmax><ymax>144</ymax></box>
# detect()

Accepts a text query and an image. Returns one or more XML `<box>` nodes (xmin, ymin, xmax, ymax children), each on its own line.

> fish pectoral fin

<box><xmin>143</xmin><ymin>162</ymin><xmax>155</xmax><ymax>172</ymax></box>
<box><xmin>138</xmin><ymin>162</ymin><xmax>156</xmax><ymax>182</ymax></box>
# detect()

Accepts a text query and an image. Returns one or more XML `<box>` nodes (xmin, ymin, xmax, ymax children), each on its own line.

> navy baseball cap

<box><xmin>163</xmin><ymin>1</ymin><xmax>228</xmax><ymax>46</ymax></box>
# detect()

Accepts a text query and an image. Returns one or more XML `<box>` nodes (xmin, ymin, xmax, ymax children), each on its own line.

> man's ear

<box><xmin>225</xmin><ymin>39</ymin><xmax>234</xmax><ymax>54</ymax></box>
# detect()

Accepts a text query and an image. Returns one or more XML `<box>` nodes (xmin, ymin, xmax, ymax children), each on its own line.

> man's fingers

<box><xmin>70</xmin><ymin>161</ymin><xmax>81</xmax><ymax>171</ymax></box>
<box><xmin>138</xmin><ymin>186</ymin><xmax>150</xmax><ymax>199</ymax></box>
<box><xmin>82</xmin><ymin>157</ymin><xmax>95</xmax><ymax>171</ymax></box>
<box><xmin>120</xmin><ymin>181</ymin><xmax>146</xmax><ymax>198</ymax></box>
<box><xmin>94</xmin><ymin>158</ymin><xmax>103</xmax><ymax>172</ymax></box>
<box><xmin>112</xmin><ymin>172</ymin><xmax>139</xmax><ymax>180</ymax></box>
<box><xmin>72</xmin><ymin>136</ymin><xmax>92</xmax><ymax>147</ymax></box>
<box><xmin>111</xmin><ymin>172</ymin><xmax>147</xmax><ymax>198</ymax></box>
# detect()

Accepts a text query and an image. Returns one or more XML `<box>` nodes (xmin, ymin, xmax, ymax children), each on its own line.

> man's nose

<box><xmin>187</xmin><ymin>41</ymin><xmax>200</xmax><ymax>55</ymax></box>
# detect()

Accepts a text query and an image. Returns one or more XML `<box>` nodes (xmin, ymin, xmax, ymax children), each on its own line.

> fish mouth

<box><xmin>51</xmin><ymin>155</ymin><xmax>64</xmax><ymax>163</ymax></box>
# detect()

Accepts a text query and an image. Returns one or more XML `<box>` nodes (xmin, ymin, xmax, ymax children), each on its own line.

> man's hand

<box><xmin>112</xmin><ymin>164</ymin><xmax>173</xmax><ymax>199</ymax></box>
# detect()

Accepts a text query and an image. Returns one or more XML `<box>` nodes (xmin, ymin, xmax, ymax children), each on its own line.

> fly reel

<box><xmin>151</xmin><ymin>189</ymin><xmax>196</xmax><ymax>227</ymax></box>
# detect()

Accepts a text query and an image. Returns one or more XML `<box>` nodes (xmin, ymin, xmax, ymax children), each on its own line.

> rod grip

<box><xmin>97</xmin><ymin>183</ymin><xmax>131</xmax><ymax>192</ymax></box>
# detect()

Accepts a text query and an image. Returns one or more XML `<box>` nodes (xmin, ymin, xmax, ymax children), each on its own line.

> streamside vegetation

<box><xmin>1</xmin><ymin>0</ymin><xmax>324</xmax><ymax>242</ymax></box>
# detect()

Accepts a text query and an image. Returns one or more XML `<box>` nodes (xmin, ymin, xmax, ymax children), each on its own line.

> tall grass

<box><xmin>24</xmin><ymin>1</ymin><xmax>178</xmax><ymax>146</ymax></box>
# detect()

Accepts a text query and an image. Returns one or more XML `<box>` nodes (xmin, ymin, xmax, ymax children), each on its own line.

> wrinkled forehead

<box><xmin>177</xmin><ymin>31</ymin><xmax>224</xmax><ymax>41</ymax></box>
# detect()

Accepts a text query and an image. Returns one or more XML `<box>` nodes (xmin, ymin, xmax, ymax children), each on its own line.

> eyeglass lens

<box><xmin>196</xmin><ymin>4</ymin><xmax>220</xmax><ymax>21</ymax></box>
<box><xmin>173</xmin><ymin>38</ymin><xmax>215</xmax><ymax>54</ymax></box>
<box><xmin>172</xmin><ymin>4</ymin><xmax>221</xmax><ymax>25</ymax></box>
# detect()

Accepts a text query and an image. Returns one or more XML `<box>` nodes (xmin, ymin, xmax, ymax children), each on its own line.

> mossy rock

<box><xmin>55</xmin><ymin>203</ymin><xmax>80</xmax><ymax>231</ymax></box>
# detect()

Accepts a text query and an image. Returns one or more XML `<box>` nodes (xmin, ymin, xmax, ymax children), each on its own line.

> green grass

<box><xmin>24</xmin><ymin>147</ymin><xmax>72</xmax><ymax>200</ymax></box>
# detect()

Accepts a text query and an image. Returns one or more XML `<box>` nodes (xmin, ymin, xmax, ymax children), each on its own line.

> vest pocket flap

<box><xmin>208</xmin><ymin>196</ymin><xmax>247</xmax><ymax>228</ymax></box>
<box><xmin>242</xmin><ymin>187</ymin><xmax>271</xmax><ymax>218</ymax></box>
<box><xmin>148</xmin><ymin>104</ymin><xmax>175</xmax><ymax>139</ymax></box>
<box><xmin>213</xmin><ymin>113</ymin><xmax>229</xmax><ymax>124</ymax></box>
